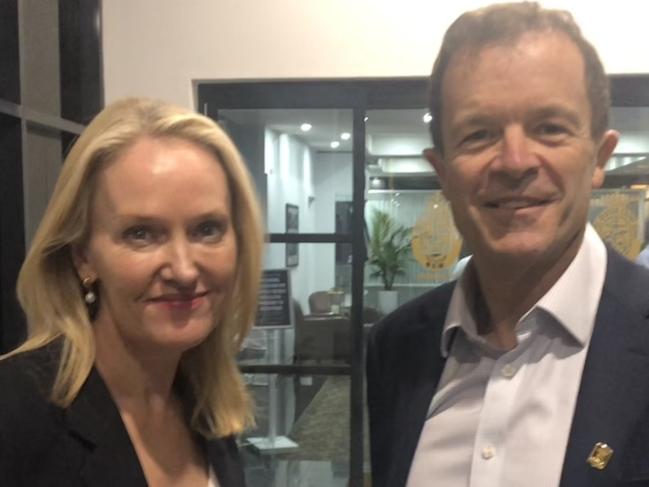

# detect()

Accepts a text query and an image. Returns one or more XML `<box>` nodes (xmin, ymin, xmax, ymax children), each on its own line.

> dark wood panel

<box><xmin>0</xmin><ymin>113</ymin><xmax>26</xmax><ymax>352</ymax></box>
<box><xmin>0</xmin><ymin>0</ymin><xmax>20</xmax><ymax>103</ymax></box>
<box><xmin>59</xmin><ymin>0</ymin><xmax>103</xmax><ymax>124</ymax></box>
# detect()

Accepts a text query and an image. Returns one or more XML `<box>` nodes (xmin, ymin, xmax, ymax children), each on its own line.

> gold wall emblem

<box><xmin>591</xmin><ymin>192</ymin><xmax>642</xmax><ymax>259</ymax></box>
<box><xmin>411</xmin><ymin>193</ymin><xmax>462</xmax><ymax>275</ymax></box>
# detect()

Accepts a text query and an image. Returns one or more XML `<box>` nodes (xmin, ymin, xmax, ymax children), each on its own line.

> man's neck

<box><xmin>470</xmin><ymin>233</ymin><xmax>584</xmax><ymax>350</ymax></box>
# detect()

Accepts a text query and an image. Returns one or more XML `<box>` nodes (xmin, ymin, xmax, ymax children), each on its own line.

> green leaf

<box><xmin>367</xmin><ymin>209</ymin><xmax>412</xmax><ymax>291</ymax></box>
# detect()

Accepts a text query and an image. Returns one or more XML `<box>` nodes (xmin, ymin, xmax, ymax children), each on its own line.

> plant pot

<box><xmin>377</xmin><ymin>289</ymin><xmax>399</xmax><ymax>315</ymax></box>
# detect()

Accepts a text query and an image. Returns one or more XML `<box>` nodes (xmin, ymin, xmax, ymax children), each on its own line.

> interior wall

<box><xmin>264</xmin><ymin>130</ymin><xmax>316</xmax><ymax>313</ymax></box>
<box><xmin>311</xmin><ymin>152</ymin><xmax>353</xmax><ymax>293</ymax></box>
<box><xmin>102</xmin><ymin>0</ymin><xmax>649</xmax><ymax>109</ymax></box>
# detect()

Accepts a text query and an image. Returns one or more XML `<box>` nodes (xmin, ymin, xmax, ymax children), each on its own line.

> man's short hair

<box><xmin>429</xmin><ymin>2</ymin><xmax>610</xmax><ymax>154</ymax></box>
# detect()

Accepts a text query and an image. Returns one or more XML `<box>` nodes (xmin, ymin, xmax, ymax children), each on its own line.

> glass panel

<box><xmin>241</xmin><ymin>373</ymin><xmax>352</xmax><ymax>487</ymax></box>
<box><xmin>23</xmin><ymin>123</ymin><xmax>63</xmax><ymax>246</ymax></box>
<box><xmin>240</xmin><ymin>243</ymin><xmax>361</xmax><ymax>366</ymax></box>
<box><xmin>21</xmin><ymin>0</ymin><xmax>62</xmax><ymax>116</ymax></box>
<box><xmin>364</xmin><ymin>109</ymin><xmax>464</xmax><ymax>314</ymax></box>
<box><xmin>591</xmin><ymin>107</ymin><xmax>649</xmax><ymax>260</ymax></box>
<box><xmin>363</xmin><ymin>106</ymin><xmax>649</xmax><ymax>312</ymax></box>
<box><xmin>218</xmin><ymin>109</ymin><xmax>353</xmax><ymax>234</ymax></box>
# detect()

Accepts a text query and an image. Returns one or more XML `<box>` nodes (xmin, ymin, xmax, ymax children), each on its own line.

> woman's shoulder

<box><xmin>205</xmin><ymin>435</ymin><xmax>246</xmax><ymax>487</ymax></box>
<box><xmin>0</xmin><ymin>341</ymin><xmax>60</xmax><ymax>393</ymax></box>
<box><xmin>0</xmin><ymin>342</ymin><xmax>71</xmax><ymax>484</ymax></box>
<box><xmin>0</xmin><ymin>341</ymin><xmax>62</xmax><ymax>424</ymax></box>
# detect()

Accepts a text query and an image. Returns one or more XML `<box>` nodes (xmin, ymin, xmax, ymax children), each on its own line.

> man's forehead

<box><xmin>446</xmin><ymin>29</ymin><xmax>578</xmax><ymax>72</ymax></box>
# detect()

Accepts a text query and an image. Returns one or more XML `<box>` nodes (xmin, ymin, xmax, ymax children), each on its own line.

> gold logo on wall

<box><xmin>411</xmin><ymin>193</ymin><xmax>462</xmax><ymax>274</ymax></box>
<box><xmin>592</xmin><ymin>192</ymin><xmax>642</xmax><ymax>259</ymax></box>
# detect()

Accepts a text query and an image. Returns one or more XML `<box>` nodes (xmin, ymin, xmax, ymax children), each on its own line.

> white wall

<box><xmin>102</xmin><ymin>0</ymin><xmax>649</xmax><ymax>109</ymax></box>
<box><xmin>311</xmin><ymin>152</ymin><xmax>354</xmax><ymax>293</ymax></box>
<box><xmin>263</xmin><ymin>130</ymin><xmax>316</xmax><ymax>313</ymax></box>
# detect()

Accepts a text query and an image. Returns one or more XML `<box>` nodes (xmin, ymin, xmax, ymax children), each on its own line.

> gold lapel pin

<box><xmin>587</xmin><ymin>442</ymin><xmax>614</xmax><ymax>470</ymax></box>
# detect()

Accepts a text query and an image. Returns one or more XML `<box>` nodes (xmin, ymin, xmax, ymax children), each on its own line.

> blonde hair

<box><xmin>5</xmin><ymin>98</ymin><xmax>264</xmax><ymax>437</ymax></box>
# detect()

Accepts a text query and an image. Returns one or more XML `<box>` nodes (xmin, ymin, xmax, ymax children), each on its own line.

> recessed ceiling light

<box><xmin>423</xmin><ymin>112</ymin><xmax>433</xmax><ymax>123</ymax></box>
<box><xmin>340</xmin><ymin>132</ymin><xmax>351</xmax><ymax>140</ymax></box>
<box><xmin>330</xmin><ymin>141</ymin><xmax>340</xmax><ymax>149</ymax></box>
<box><xmin>370</xmin><ymin>177</ymin><xmax>384</xmax><ymax>189</ymax></box>
<box><xmin>300</xmin><ymin>123</ymin><xmax>312</xmax><ymax>132</ymax></box>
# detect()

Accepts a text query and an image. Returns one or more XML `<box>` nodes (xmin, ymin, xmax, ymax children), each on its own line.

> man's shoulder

<box><xmin>369</xmin><ymin>282</ymin><xmax>456</xmax><ymax>345</ymax></box>
<box><xmin>605</xmin><ymin>247</ymin><xmax>649</xmax><ymax>311</ymax></box>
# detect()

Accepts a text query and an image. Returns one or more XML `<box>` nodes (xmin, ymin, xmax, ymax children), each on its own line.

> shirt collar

<box><xmin>440</xmin><ymin>224</ymin><xmax>607</xmax><ymax>357</ymax></box>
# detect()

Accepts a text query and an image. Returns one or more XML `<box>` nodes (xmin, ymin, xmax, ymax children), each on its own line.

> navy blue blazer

<box><xmin>0</xmin><ymin>343</ymin><xmax>246</xmax><ymax>487</ymax></box>
<box><xmin>367</xmin><ymin>248</ymin><xmax>649</xmax><ymax>487</ymax></box>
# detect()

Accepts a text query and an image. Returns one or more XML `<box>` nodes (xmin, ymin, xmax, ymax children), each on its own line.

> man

<box><xmin>366</xmin><ymin>3</ymin><xmax>649</xmax><ymax>487</ymax></box>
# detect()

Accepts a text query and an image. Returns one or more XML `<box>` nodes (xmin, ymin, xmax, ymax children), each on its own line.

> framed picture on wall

<box><xmin>286</xmin><ymin>203</ymin><xmax>299</xmax><ymax>267</ymax></box>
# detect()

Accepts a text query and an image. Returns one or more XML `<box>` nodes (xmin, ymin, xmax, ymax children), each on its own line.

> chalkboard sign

<box><xmin>256</xmin><ymin>269</ymin><xmax>293</xmax><ymax>328</ymax></box>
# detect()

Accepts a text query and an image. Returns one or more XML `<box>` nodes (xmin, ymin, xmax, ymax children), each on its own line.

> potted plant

<box><xmin>367</xmin><ymin>209</ymin><xmax>411</xmax><ymax>314</ymax></box>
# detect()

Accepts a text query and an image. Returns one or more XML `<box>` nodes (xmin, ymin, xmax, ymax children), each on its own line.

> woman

<box><xmin>0</xmin><ymin>98</ymin><xmax>264</xmax><ymax>486</ymax></box>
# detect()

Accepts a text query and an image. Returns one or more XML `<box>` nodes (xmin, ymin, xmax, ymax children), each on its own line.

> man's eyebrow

<box><xmin>529</xmin><ymin>105</ymin><xmax>582</xmax><ymax>126</ymax></box>
<box><xmin>449</xmin><ymin>105</ymin><xmax>583</xmax><ymax>133</ymax></box>
<box><xmin>448</xmin><ymin>113</ymin><xmax>497</xmax><ymax>134</ymax></box>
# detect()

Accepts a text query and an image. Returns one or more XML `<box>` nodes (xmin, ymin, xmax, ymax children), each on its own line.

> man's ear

<box><xmin>424</xmin><ymin>148</ymin><xmax>448</xmax><ymax>196</ymax></box>
<box><xmin>592</xmin><ymin>129</ymin><xmax>619</xmax><ymax>189</ymax></box>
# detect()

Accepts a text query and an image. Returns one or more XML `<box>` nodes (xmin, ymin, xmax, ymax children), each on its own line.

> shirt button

<box><xmin>501</xmin><ymin>363</ymin><xmax>517</xmax><ymax>378</ymax></box>
<box><xmin>482</xmin><ymin>446</ymin><xmax>495</xmax><ymax>460</ymax></box>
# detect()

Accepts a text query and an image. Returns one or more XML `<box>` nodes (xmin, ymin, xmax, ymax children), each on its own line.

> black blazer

<box><xmin>0</xmin><ymin>344</ymin><xmax>246</xmax><ymax>487</ymax></box>
<box><xmin>367</xmin><ymin>248</ymin><xmax>649</xmax><ymax>487</ymax></box>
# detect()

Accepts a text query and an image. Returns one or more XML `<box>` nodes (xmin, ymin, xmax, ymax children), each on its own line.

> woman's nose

<box><xmin>161</xmin><ymin>237</ymin><xmax>199</xmax><ymax>286</ymax></box>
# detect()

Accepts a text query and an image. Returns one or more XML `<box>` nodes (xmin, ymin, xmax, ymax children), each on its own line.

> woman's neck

<box><xmin>92</xmin><ymin>316</ymin><xmax>182</xmax><ymax>411</ymax></box>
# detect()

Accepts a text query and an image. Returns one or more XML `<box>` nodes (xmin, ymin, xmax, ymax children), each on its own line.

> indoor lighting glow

<box><xmin>300</xmin><ymin>123</ymin><xmax>312</xmax><ymax>132</ymax></box>
<box><xmin>423</xmin><ymin>112</ymin><xmax>433</xmax><ymax>123</ymax></box>
<box><xmin>364</xmin><ymin>116</ymin><xmax>369</xmax><ymax>122</ymax></box>
<box><xmin>330</xmin><ymin>141</ymin><xmax>340</xmax><ymax>149</ymax></box>
<box><xmin>370</xmin><ymin>177</ymin><xmax>384</xmax><ymax>189</ymax></box>
<box><xmin>340</xmin><ymin>132</ymin><xmax>351</xmax><ymax>140</ymax></box>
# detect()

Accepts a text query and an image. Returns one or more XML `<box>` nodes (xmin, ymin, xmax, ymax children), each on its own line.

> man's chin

<box><xmin>478</xmin><ymin>234</ymin><xmax>552</xmax><ymax>263</ymax></box>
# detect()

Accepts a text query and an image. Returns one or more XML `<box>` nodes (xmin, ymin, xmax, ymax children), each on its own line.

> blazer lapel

<box><xmin>560</xmin><ymin>250</ymin><xmax>649</xmax><ymax>487</ymax></box>
<box><xmin>64</xmin><ymin>368</ymin><xmax>148</xmax><ymax>487</ymax></box>
<box><xmin>205</xmin><ymin>436</ymin><xmax>246</xmax><ymax>487</ymax></box>
<box><xmin>389</xmin><ymin>284</ymin><xmax>454</xmax><ymax>487</ymax></box>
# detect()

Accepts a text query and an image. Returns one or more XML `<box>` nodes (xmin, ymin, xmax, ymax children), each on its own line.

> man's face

<box><xmin>427</xmin><ymin>31</ymin><xmax>618</xmax><ymax>269</ymax></box>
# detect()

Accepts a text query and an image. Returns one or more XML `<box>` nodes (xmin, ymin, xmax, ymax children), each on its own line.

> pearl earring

<box><xmin>82</xmin><ymin>277</ymin><xmax>96</xmax><ymax>304</ymax></box>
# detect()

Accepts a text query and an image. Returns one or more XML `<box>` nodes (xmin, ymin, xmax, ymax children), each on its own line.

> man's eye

<box><xmin>536</xmin><ymin>123</ymin><xmax>568</xmax><ymax>137</ymax></box>
<box><xmin>459</xmin><ymin>129</ymin><xmax>493</xmax><ymax>147</ymax></box>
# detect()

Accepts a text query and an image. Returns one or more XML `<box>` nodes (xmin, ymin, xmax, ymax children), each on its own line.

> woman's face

<box><xmin>74</xmin><ymin>136</ymin><xmax>238</xmax><ymax>354</ymax></box>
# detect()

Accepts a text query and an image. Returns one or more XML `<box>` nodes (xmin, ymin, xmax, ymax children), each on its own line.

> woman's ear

<box><xmin>71</xmin><ymin>243</ymin><xmax>96</xmax><ymax>282</ymax></box>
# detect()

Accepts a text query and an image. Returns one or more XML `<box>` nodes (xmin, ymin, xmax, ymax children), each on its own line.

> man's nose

<box><xmin>161</xmin><ymin>237</ymin><xmax>199</xmax><ymax>286</ymax></box>
<box><xmin>493</xmin><ymin>125</ymin><xmax>539</xmax><ymax>179</ymax></box>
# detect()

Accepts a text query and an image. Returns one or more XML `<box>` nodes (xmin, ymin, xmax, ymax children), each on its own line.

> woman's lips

<box><xmin>146</xmin><ymin>292</ymin><xmax>209</xmax><ymax>310</ymax></box>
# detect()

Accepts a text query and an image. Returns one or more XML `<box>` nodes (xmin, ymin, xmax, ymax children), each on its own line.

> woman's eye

<box><xmin>123</xmin><ymin>226</ymin><xmax>154</xmax><ymax>245</ymax></box>
<box><xmin>195</xmin><ymin>220</ymin><xmax>226</xmax><ymax>241</ymax></box>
